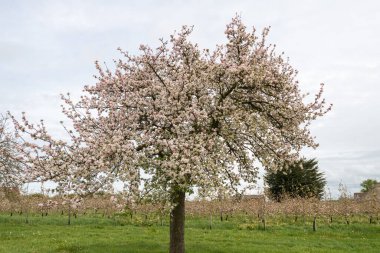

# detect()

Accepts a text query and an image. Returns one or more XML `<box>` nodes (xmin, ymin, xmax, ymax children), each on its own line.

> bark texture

<box><xmin>170</xmin><ymin>191</ymin><xmax>185</xmax><ymax>253</ymax></box>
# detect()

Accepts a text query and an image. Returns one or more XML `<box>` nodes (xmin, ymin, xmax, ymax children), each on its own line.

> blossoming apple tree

<box><xmin>0</xmin><ymin>114</ymin><xmax>23</xmax><ymax>190</ymax></box>
<box><xmin>11</xmin><ymin>16</ymin><xmax>331</xmax><ymax>253</ymax></box>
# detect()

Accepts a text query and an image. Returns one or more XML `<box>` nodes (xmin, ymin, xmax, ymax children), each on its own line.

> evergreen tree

<box><xmin>265</xmin><ymin>158</ymin><xmax>326</xmax><ymax>201</ymax></box>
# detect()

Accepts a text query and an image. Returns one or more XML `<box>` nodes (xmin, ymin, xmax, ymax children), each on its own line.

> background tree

<box><xmin>0</xmin><ymin>114</ymin><xmax>23</xmax><ymax>192</ymax></box>
<box><xmin>360</xmin><ymin>179</ymin><xmax>378</xmax><ymax>193</ymax></box>
<box><xmin>265</xmin><ymin>158</ymin><xmax>327</xmax><ymax>201</ymax></box>
<box><xmin>11</xmin><ymin>16</ymin><xmax>331</xmax><ymax>253</ymax></box>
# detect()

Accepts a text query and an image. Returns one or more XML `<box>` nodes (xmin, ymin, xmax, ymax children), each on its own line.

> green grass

<box><xmin>0</xmin><ymin>214</ymin><xmax>379</xmax><ymax>253</ymax></box>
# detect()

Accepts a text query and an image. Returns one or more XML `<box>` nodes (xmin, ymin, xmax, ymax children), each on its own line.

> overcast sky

<box><xmin>1</xmin><ymin>0</ymin><xmax>379</xmax><ymax>197</ymax></box>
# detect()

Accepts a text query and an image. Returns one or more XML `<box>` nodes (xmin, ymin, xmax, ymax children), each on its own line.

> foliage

<box><xmin>265</xmin><ymin>158</ymin><xmax>327</xmax><ymax>201</ymax></box>
<box><xmin>360</xmin><ymin>179</ymin><xmax>378</xmax><ymax>192</ymax></box>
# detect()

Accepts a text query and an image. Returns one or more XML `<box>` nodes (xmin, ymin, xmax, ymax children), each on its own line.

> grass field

<box><xmin>0</xmin><ymin>214</ymin><xmax>379</xmax><ymax>253</ymax></box>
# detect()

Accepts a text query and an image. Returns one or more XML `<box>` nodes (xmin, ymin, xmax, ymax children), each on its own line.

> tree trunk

<box><xmin>25</xmin><ymin>214</ymin><xmax>29</xmax><ymax>224</ymax></box>
<box><xmin>68</xmin><ymin>204</ymin><xmax>71</xmax><ymax>225</ymax></box>
<box><xmin>170</xmin><ymin>190</ymin><xmax>185</xmax><ymax>253</ymax></box>
<box><xmin>262</xmin><ymin>218</ymin><xmax>266</xmax><ymax>231</ymax></box>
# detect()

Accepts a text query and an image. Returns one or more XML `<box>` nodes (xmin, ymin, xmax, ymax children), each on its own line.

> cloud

<box><xmin>1</xmin><ymin>0</ymin><xmax>380</xmax><ymax>196</ymax></box>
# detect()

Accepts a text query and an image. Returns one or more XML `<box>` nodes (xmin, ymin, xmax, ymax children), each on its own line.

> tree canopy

<box><xmin>265</xmin><ymin>158</ymin><xmax>327</xmax><ymax>201</ymax></box>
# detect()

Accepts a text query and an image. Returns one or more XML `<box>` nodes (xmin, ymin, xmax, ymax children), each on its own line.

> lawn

<box><xmin>0</xmin><ymin>214</ymin><xmax>379</xmax><ymax>253</ymax></box>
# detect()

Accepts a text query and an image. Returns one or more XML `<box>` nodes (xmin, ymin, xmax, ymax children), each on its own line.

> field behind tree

<box><xmin>1</xmin><ymin>194</ymin><xmax>379</xmax><ymax>252</ymax></box>
<box><xmin>0</xmin><ymin>211</ymin><xmax>379</xmax><ymax>253</ymax></box>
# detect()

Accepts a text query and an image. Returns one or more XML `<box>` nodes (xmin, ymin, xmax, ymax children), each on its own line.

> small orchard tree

<box><xmin>360</xmin><ymin>179</ymin><xmax>378</xmax><ymax>193</ymax></box>
<box><xmin>0</xmin><ymin>114</ymin><xmax>23</xmax><ymax>191</ymax></box>
<box><xmin>11</xmin><ymin>16</ymin><xmax>330</xmax><ymax>253</ymax></box>
<box><xmin>0</xmin><ymin>114</ymin><xmax>23</xmax><ymax>217</ymax></box>
<box><xmin>265</xmin><ymin>158</ymin><xmax>327</xmax><ymax>201</ymax></box>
